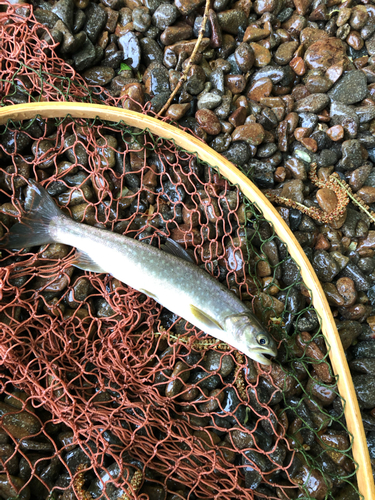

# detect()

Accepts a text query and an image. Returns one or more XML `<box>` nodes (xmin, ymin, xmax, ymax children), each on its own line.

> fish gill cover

<box><xmin>0</xmin><ymin>2</ymin><xmax>360</xmax><ymax>500</ymax></box>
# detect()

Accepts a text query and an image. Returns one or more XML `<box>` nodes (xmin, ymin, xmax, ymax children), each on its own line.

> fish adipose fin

<box><xmin>0</xmin><ymin>180</ymin><xmax>64</xmax><ymax>250</ymax></box>
<box><xmin>190</xmin><ymin>304</ymin><xmax>224</xmax><ymax>331</ymax></box>
<box><xmin>72</xmin><ymin>251</ymin><xmax>106</xmax><ymax>273</ymax></box>
<box><xmin>160</xmin><ymin>238</ymin><xmax>195</xmax><ymax>264</ymax></box>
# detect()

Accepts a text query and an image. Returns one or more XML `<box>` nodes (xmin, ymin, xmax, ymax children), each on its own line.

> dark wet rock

<box><xmin>367</xmin><ymin>432</ymin><xmax>375</xmax><ymax>459</ymax></box>
<box><xmin>204</xmin><ymin>351</ymin><xmax>234</xmax><ymax>377</ymax></box>
<box><xmin>217</xmin><ymin>9</ymin><xmax>247</xmax><ymax>35</ymax></box>
<box><xmin>210</xmin><ymin>68</ymin><xmax>225</xmax><ymax>94</ymax></box>
<box><xmin>311</xmin><ymin>251</ymin><xmax>338</xmax><ymax>282</ymax></box>
<box><xmin>132</xmin><ymin>8</ymin><xmax>151</xmax><ymax>32</ymax></box>
<box><xmin>328</xmin><ymin>70</ymin><xmax>368</xmax><ymax>105</ymax></box>
<box><xmin>84</xmin><ymin>3</ymin><xmax>107</xmax><ymax>43</ymax></box>
<box><xmin>353</xmin><ymin>375</ymin><xmax>375</xmax><ymax>409</ymax></box>
<box><xmin>352</xmin><ymin>341</ymin><xmax>375</xmax><ymax>359</ymax></box>
<box><xmin>34</xmin><ymin>8</ymin><xmax>60</xmax><ymax>29</ymax></box>
<box><xmin>140</xmin><ymin>37</ymin><xmax>164</xmax><ymax>66</ymax></box>
<box><xmin>339</xmin><ymin>263</ymin><xmax>372</xmax><ymax>292</ymax></box>
<box><xmin>83</xmin><ymin>66</ymin><xmax>114</xmax><ymax>85</ymax></box>
<box><xmin>355</xmin><ymin>106</ymin><xmax>375</xmax><ymax>124</ymax></box>
<box><xmin>72</xmin><ymin>38</ymin><xmax>96</xmax><ymax>71</ymax></box>
<box><xmin>153</xmin><ymin>3</ymin><xmax>178</xmax><ymax>29</ymax></box>
<box><xmin>234</xmin><ymin>42</ymin><xmax>255</xmax><ymax>73</ymax></box>
<box><xmin>281</xmin><ymin>257</ymin><xmax>301</xmax><ymax>286</ymax></box>
<box><xmin>341</xmin><ymin>140</ymin><xmax>363</xmax><ymax>170</ymax></box>
<box><xmin>294</xmin><ymin>93</ymin><xmax>330</xmax><ymax>113</ymax></box>
<box><xmin>118</xmin><ymin>32</ymin><xmax>141</xmax><ymax>70</ymax></box>
<box><xmin>51</xmin><ymin>0</ymin><xmax>74</xmax><ymax>30</ymax></box>
<box><xmin>150</xmin><ymin>92</ymin><xmax>170</xmax><ymax>113</ymax></box>
<box><xmin>145</xmin><ymin>65</ymin><xmax>170</xmax><ymax>95</ymax></box>
<box><xmin>175</xmin><ymin>0</ymin><xmax>204</xmax><ymax>15</ymax></box>
<box><xmin>252</xmin><ymin>65</ymin><xmax>286</xmax><ymax>84</ymax></box>
<box><xmin>193</xmin><ymin>15</ymin><xmax>211</xmax><ymax>38</ymax></box>
<box><xmin>222</xmin><ymin>142</ymin><xmax>250</xmax><ymax>166</ymax></box>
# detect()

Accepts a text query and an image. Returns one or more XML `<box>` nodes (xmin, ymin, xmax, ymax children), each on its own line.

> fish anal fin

<box><xmin>190</xmin><ymin>304</ymin><xmax>224</xmax><ymax>331</ymax></box>
<box><xmin>161</xmin><ymin>238</ymin><xmax>195</xmax><ymax>264</ymax></box>
<box><xmin>72</xmin><ymin>251</ymin><xmax>106</xmax><ymax>273</ymax></box>
<box><xmin>139</xmin><ymin>288</ymin><xmax>159</xmax><ymax>301</ymax></box>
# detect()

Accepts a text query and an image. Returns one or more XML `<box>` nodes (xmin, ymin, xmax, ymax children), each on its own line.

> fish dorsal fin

<box><xmin>71</xmin><ymin>251</ymin><xmax>106</xmax><ymax>273</ymax></box>
<box><xmin>160</xmin><ymin>238</ymin><xmax>195</xmax><ymax>264</ymax></box>
<box><xmin>190</xmin><ymin>304</ymin><xmax>224</xmax><ymax>332</ymax></box>
<box><xmin>139</xmin><ymin>288</ymin><xmax>159</xmax><ymax>301</ymax></box>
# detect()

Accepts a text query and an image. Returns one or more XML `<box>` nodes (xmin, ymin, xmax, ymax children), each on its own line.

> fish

<box><xmin>0</xmin><ymin>180</ymin><xmax>277</xmax><ymax>365</ymax></box>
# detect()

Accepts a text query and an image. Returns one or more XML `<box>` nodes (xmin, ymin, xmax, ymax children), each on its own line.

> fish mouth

<box><xmin>245</xmin><ymin>347</ymin><xmax>276</xmax><ymax>366</ymax></box>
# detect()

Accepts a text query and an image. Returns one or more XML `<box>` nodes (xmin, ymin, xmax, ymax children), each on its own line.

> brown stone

<box><xmin>336</xmin><ymin>7</ymin><xmax>351</xmax><ymax>26</ymax></box>
<box><xmin>316</xmin><ymin>188</ymin><xmax>338</xmax><ymax>213</ymax></box>
<box><xmin>281</xmin><ymin>13</ymin><xmax>307</xmax><ymax>36</ymax></box>
<box><xmin>247</xmin><ymin>76</ymin><xmax>272</xmax><ymax>101</ymax></box>
<box><xmin>228</xmin><ymin>106</ymin><xmax>247</xmax><ymax>128</ymax></box>
<box><xmin>280</xmin><ymin>179</ymin><xmax>304</xmax><ymax>203</ymax></box>
<box><xmin>160</xmin><ymin>23</ymin><xmax>193</xmax><ymax>45</ymax></box>
<box><xmin>325</xmin><ymin>60</ymin><xmax>345</xmax><ymax>83</ymax></box>
<box><xmin>234</xmin><ymin>42</ymin><xmax>255</xmax><ymax>72</ymax></box>
<box><xmin>293</xmin><ymin>0</ymin><xmax>310</xmax><ymax>15</ymax></box>
<box><xmin>195</xmin><ymin>109</ymin><xmax>221</xmax><ymax>135</ymax></box>
<box><xmin>347</xmin><ymin>31</ymin><xmax>364</xmax><ymax>51</ymax></box>
<box><xmin>300</xmin><ymin>27</ymin><xmax>329</xmax><ymax>49</ymax></box>
<box><xmin>315</xmin><ymin>233</ymin><xmax>331</xmax><ymax>251</ymax></box>
<box><xmin>304</xmin><ymin>37</ymin><xmax>348</xmax><ymax>71</ymax></box>
<box><xmin>285</xmin><ymin>157</ymin><xmax>307</xmax><ymax>180</ymax></box>
<box><xmin>231</xmin><ymin>123</ymin><xmax>265</xmax><ymax>145</ymax></box>
<box><xmin>121</xmin><ymin>82</ymin><xmax>144</xmax><ymax>112</ymax></box>
<box><xmin>300</xmin><ymin>137</ymin><xmax>318</xmax><ymax>152</ymax></box>
<box><xmin>168</xmin><ymin>38</ymin><xmax>211</xmax><ymax>56</ymax></box>
<box><xmin>274</xmin><ymin>41</ymin><xmax>299</xmax><ymax>65</ymax></box>
<box><xmin>249</xmin><ymin>42</ymin><xmax>272</xmax><ymax>67</ymax></box>
<box><xmin>243</xmin><ymin>26</ymin><xmax>269</xmax><ymax>43</ymax></box>
<box><xmin>336</xmin><ymin>277</ymin><xmax>357</xmax><ymax>307</ymax></box>
<box><xmin>274</xmin><ymin>166</ymin><xmax>286</xmax><ymax>183</ymax></box>
<box><xmin>166</xmin><ymin>103</ymin><xmax>190</xmax><ymax>121</ymax></box>
<box><xmin>174</xmin><ymin>0</ymin><xmax>204</xmax><ymax>15</ymax></box>
<box><xmin>290</xmin><ymin>56</ymin><xmax>306</xmax><ymax>75</ymax></box>
<box><xmin>294</xmin><ymin>127</ymin><xmax>309</xmax><ymax>140</ymax></box>
<box><xmin>326</xmin><ymin>125</ymin><xmax>344</xmax><ymax>141</ymax></box>
<box><xmin>356</xmin><ymin>186</ymin><xmax>375</xmax><ymax>204</ymax></box>
<box><xmin>224</xmin><ymin>75</ymin><xmax>246</xmax><ymax>94</ymax></box>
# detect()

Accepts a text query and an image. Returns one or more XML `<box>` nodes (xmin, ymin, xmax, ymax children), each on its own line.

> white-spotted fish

<box><xmin>0</xmin><ymin>181</ymin><xmax>277</xmax><ymax>364</ymax></box>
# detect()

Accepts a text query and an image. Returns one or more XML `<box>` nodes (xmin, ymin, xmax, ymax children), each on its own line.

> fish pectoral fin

<box><xmin>160</xmin><ymin>238</ymin><xmax>195</xmax><ymax>264</ymax></box>
<box><xmin>139</xmin><ymin>288</ymin><xmax>159</xmax><ymax>301</ymax></box>
<box><xmin>72</xmin><ymin>251</ymin><xmax>106</xmax><ymax>273</ymax></box>
<box><xmin>189</xmin><ymin>304</ymin><xmax>224</xmax><ymax>332</ymax></box>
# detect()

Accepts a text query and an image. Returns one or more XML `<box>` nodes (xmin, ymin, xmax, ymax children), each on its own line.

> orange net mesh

<box><xmin>0</xmin><ymin>2</ymin><xmax>360</xmax><ymax>500</ymax></box>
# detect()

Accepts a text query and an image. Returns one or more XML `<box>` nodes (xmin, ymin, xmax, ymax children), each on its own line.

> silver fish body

<box><xmin>1</xmin><ymin>181</ymin><xmax>277</xmax><ymax>364</ymax></box>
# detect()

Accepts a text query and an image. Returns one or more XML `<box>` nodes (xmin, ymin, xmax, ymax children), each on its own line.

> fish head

<box><xmin>224</xmin><ymin>313</ymin><xmax>277</xmax><ymax>365</ymax></box>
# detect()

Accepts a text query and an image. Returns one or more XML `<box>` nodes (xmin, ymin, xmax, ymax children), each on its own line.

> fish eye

<box><xmin>257</xmin><ymin>334</ymin><xmax>269</xmax><ymax>346</ymax></box>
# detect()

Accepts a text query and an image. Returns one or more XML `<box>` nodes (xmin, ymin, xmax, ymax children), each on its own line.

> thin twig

<box><xmin>157</xmin><ymin>0</ymin><xmax>211</xmax><ymax>117</ymax></box>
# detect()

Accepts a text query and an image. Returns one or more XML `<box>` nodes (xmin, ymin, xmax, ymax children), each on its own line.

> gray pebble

<box><xmin>328</xmin><ymin>70</ymin><xmax>368</xmax><ymax>105</ymax></box>
<box><xmin>140</xmin><ymin>37</ymin><xmax>164</xmax><ymax>66</ymax></box>
<box><xmin>222</xmin><ymin>142</ymin><xmax>250</xmax><ymax>166</ymax></box>
<box><xmin>198</xmin><ymin>92</ymin><xmax>222</xmax><ymax>110</ymax></box>
<box><xmin>353</xmin><ymin>375</ymin><xmax>375</xmax><ymax>408</ymax></box>
<box><xmin>294</xmin><ymin>93</ymin><xmax>330</xmax><ymax>113</ymax></box>
<box><xmin>51</xmin><ymin>0</ymin><xmax>74</xmax><ymax>30</ymax></box>
<box><xmin>152</xmin><ymin>3</ymin><xmax>178</xmax><ymax>29</ymax></box>
<box><xmin>341</xmin><ymin>139</ymin><xmax>363</xmax><ymax>170</ymax></box>
<box><xmin>132</xmin><ymin>7</ymin><xmax>151</xmax><ymax>32</ymax></box>
<box><xmin>72</xmin><ymin>38</ymin><xmax>96</xmax><ymax>71</ymax></box>
<box><xmin>84</xmin><ymin>3</ymin><xmax>107</xmax><ymax>43</ymax></box>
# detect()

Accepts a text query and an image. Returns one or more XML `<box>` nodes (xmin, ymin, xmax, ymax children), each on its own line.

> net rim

<box><xmin>0</xmin><ymin>101</ymin><xmax>372</xmax><ymax>500</ymax></box>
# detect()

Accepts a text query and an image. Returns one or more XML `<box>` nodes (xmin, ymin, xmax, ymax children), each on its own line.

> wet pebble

<box><xmin>82</xmin><ymin>66</ymin><xmax>114</xmax><ymax>85</ymax></box>
<box><xmin>328</xmin><ymin>70</ymin><xmax>368</xmax><ymax>105</ymax></box>
<box><xmin>195</xmin><ymin>109</ymin><xmax>221</xmax><ymax>135</ymax></box>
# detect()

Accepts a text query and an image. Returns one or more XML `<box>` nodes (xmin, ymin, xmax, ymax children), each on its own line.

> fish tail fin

<box><xmin>0</xmin><ymin>180</ymin><xmax>65</xmax><ymax>250</ymax></box>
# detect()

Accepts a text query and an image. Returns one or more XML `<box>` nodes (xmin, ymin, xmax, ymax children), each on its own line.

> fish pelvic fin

<box><xmin>72</xmin><ymin>251</ymin><xmax>106</xmax><ymax>273</ymax></box>
<box><xmin>190</xmin><ymin>304</ymin><xmax>224</xmax><ymax>332</ymax></box>
<box><xmin>0</xmin><ymin>180</ymin><xmax>65</xmax><ymax>250</ymax></box>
